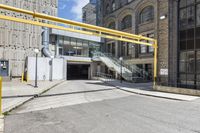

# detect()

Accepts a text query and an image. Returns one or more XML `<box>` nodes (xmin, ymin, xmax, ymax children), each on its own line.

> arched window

<box><xmin>106</xmin><ymin>4</ymin><xmax>110</xmax><ymax>14</ymax></box>
<box><xmin>139</xmin><ymin>6</ymin><xmax>154</xmax><ymax>24</ymax></box>
<box><xmin>108</xmin><ymin>22</ymin><xmax>115</xmax><ymax>29</ymax></box>
<box><xmin>120</xmin><ymin>0</ymin><xmax>128</xmax><ymax>7</ymax></box>
<box><xmin>112</xmin><ymin>0</ymin><xmax>116</xmax><ymax>11</ymax></box>
<box><xmin>121</xmin><ymin>15</ymin><xmax>132</xmax><ymax>30</ymax></box>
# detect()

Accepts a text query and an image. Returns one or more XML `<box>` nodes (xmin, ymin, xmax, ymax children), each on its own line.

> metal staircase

<box><xmin>92</xmin><ymin>52</ymin><xmax>151</xmax><ymax>82</ymax></box>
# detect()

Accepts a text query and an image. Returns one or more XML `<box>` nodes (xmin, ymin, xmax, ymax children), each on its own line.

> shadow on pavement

<box><xmin>39</xmin><ymin>88</ymin><xmax>116</xmax><ymax>97</ymax></box>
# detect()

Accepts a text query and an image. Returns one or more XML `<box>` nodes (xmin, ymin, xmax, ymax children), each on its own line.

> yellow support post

<box><xmin>0</xmin><ymin>76</ymin><xmax>2</xmax><ymax>115</ymax></box>
<box><xmin>153</xmin><ymin>40</ymin><xmax>158</xmax><ymax>87</ymax></box>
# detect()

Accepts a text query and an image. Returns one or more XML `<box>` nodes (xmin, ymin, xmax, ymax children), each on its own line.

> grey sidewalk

<box><xmin>2</xmin><ymin>79</ymin><xmax>64</xmax><ymax>113</ymax></box>
<box><xmin>0</xmin><ymin>115</ymin><xmax>3</xmax><ymax>133</ymax></box>
<box><xmin>97</xmin><ymin>78</ymin><xmax>199</xmax><ymax>101</ymax></box>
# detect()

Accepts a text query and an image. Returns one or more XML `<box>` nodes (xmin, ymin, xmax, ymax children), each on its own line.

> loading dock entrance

<box><xmin>67</xmin><ymin>64</ymin><xmax>90</xmax><ymax>80</ymax></box>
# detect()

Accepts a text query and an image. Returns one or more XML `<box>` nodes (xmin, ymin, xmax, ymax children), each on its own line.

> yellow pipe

<box><xmin>0</xmin><ymin>15</ymin><xmax>154</xmax><ymax>47</ymax></box>
<box><xmin>153</xmin><ymin>40</ymin><xmax>158</xmax><ymax>86</ymax></box>
<box><xmin>0</xmin><ymin>76</ymin><xmax>2</xmax><ymax>115</ymax></box>
<box><xmin>0</xmin><ymin>4</ymin><xmax>155</xmax><ymax>42</ymax></box>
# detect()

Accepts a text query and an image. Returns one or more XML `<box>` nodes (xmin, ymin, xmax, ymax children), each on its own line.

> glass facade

<box><xmin>178</xmin><ymin>0</ymin><xmax>200</xmax><ymax>89</ymax></box>
<box><xmin>56</xmin><ymin>36</ymin><xmax>101</xmax><ymax>57</ymax></box>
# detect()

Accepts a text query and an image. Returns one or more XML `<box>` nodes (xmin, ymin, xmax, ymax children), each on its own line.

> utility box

<box><xmin>0</xmin><ymin>60</ymin><xmax>9</xmax><ymax>77</ymax></box>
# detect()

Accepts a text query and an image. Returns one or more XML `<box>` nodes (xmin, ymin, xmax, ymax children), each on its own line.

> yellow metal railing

<box><xmin>0</xmin><ymin>4</ymin><xmax>156</xmax><ymax>46</ymax></box>
<box><xmin>0</xmin><ymin>4</ymin><xmax>158</xmax><ymax>89</ymax></box>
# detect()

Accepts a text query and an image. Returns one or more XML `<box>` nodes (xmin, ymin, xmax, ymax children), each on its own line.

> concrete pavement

<box><xmin>4</xmin><ymin>80</ymin><xmax>200</xmax><ymax>133</ymax></box>
<box><xmin>0</xmin><ymin>116</ymin><xmax>3</xmax><ymax>133</ymax></box>
<box><xmin>10</xmin><ymin>80</ymin><xmax>132</xmax><ymax>114</ymax></box>
<box><xmin>2</xmin><ymin>79</ymin><xmax>64</xmax><ymax>113</ymax></box>
<box><xmin>97</xmin><ymin>78</ymin><xmax>199</xmax><ymax>101</ymax></box>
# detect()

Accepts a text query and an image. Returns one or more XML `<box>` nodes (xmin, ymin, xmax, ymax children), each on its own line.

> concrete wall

<box><xmin>27</xmin><ymin>57</ymin><xmax>66</xmax><ymax>81</ymax></box>
<box><xmin>50</xmin><ymin>29</ymin><xmax>101</xmax><ymax>43</ymax></box>
<box><xmin>0</xmin><ymin>0</ymin><xmax>58</xmax><ymax>77</ymax></box>
<box><xmin>64</xmin><ymin>56</ymin><xmax>92</xmax><ymax>62</ymax></box>
<box><xmin>155</xmin><ymin>85</ymin><xmax>200</xmax><ymax>96</ymax></box>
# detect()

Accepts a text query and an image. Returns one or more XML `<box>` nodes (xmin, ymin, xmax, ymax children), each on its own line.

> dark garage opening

<box><xmin>67</xmin><ymin>64</ymin><xmax>90</xmax><ymax>80</ymax></box>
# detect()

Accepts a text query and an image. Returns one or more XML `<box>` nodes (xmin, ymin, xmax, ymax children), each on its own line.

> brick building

<box><xmin>99</xmin><ymin>0</ymin><xmax>169</xmax><ymax>82</ymax></box>
<box><xmin>82</xmin><ymin>0</ymin><xmax>97</xmax><ymax>25</ymax></box>
<box><xmin>162</xmin><ymin>0</ymin><xmax>200</xmax><ymax>94</ymax></box>
<box><xmin>0</xmin><ymin>0</ymin><xmax>57</xmax><ymax>78</ymax></box>
<box><xmin>99</xmin><ymin>0</ymin><xmax>200</xmax><ymax>95</ymax></box>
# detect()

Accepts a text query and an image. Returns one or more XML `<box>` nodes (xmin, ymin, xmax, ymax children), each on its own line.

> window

<box><xmin>197</xmin><ymin>4</ymin><xmax>200</xmax><ymax>26</ymax></box>
<box><xmin>179</xmin><ymin>1</ymin><xmax>195</xmax><ymax>29</ymax></box>
<box><xmin>106</xmin><ymin>4</ymin><xmax>110</xmax><ymax>14</ymax></box>
<box><xmin>140</xmin><ymin>33</ymin><xmax>154</xmax><ymax>54</ymax></box>
<box><xmin>112</xmin><ymin>42</ymin><xmax>115</xmax><ymax>55</ymax></box>
<box><xmin>180</xmin><ymin>0</ymin><xmax>195</xmax><ymax>8</ymax></box>
<box><xmin>112</xmin><ymin>0</ymin><xmax>116</xmax><ymax>11</ymax></box>
<box><xmin>140</xmin><ymin>45</ymin><xmax>147</xmax><ymax>54</ymax></box>
<box><xmin>121</xmin><ymin>15</ymin><xmax>132</xmax><ymax>30</ymax></box>
<box><xmin>139</xmin><ymin>6</ymin><xmax>154</xmax><ymax>24</ymax></box>
<box><xmin>147</xmin><ymin>33</ymin><xmax>154</xmax><ymax>52</ymax></box>
<box><xmin>120</xmin><ymin>0</ymin><xmax>128</xmax><ymax>7</ymax></box>
<box><xmin>128</xmin><ymin>0</ymin><xmax>132</xmax><ymax>3</ymax></box>
<box><xmin>108</xmin><ymin>22</ymin><xmax>115</xmax><ymax>29</ymax></box>
<box><xmin>122</xmin><ymin>42</ymin><xmax>126</xmax><ymax>56</ymax></box>
<box><xmin>178</xmin><ymin>0</ymin><xmax>200</xmax><ymax>89</ymax></box>
<box><xmin>128</xmin><ymin>43</ymin><xmax>133</xmax><ymax>56</ymax></box>
<box><xmin>83</xmin><ymin>11</ymin><xmax>86</xmax><ymax>22</ymax></box>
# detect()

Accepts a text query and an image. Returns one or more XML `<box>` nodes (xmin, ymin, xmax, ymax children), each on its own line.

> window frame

<box><xmin>139</xmin><ymin>6</ymin><xmax>154</xmax><ymax>24</ymax></box>
<box><xmin>121</xmin><ymin>15</ymin><xmax>132</xmax><ymax>30</ymax></box>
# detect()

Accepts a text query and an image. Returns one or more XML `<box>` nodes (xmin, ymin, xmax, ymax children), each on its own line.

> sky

<box><xmin>58</xmin><ymin>0</ymin><xmax>89</xmax><ymax>22</ymax></box>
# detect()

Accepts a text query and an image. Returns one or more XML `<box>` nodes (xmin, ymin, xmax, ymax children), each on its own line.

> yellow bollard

<box><xmin>0</xmin><ymin>76</ymin><xmax>2</xmax><ymax>115</ymax></box>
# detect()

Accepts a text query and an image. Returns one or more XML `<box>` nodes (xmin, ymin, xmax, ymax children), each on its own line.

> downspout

<box><xmin>42</xmin><ymin>11</ymin><xmax>53</xmax><ymax>58</ymax></box>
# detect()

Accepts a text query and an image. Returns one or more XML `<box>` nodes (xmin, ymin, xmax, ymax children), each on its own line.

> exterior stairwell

<box><xmin>92</xmin><ymin>52</ymin><xmax>150</xmax><ymax>82</ymax></box>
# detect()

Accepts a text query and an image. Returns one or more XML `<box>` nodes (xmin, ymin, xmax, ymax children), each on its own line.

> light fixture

<box><xmin>160</xmin><ymin>15</ymin><xmax>167</xmax><ymax>20</ymax></box>
<box><xmin>34</xmin><ymin>49</ymin><xmax>39</xmax><ymax>54</ymax></box>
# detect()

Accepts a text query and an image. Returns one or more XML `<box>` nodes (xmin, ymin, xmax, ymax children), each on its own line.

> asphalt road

<box><xmin>4</xmin><ymin>80</ymin><xmax>200</xmax><ymax>133</ymax></box>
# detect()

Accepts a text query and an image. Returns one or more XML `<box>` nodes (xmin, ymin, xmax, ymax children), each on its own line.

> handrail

<box><xmin>93</xmin><ymin>52</ymin><xmax>151</xmax><ymax>81</ymax></box>
<box><xmin>96</xmin><ymin>72</ymin><xmax>113</xmax><ymax>79</ymax></box>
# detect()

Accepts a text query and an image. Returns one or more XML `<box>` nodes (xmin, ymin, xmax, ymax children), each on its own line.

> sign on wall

<box><xmin>160</xmin><ymin>69</ymin><xmax>168</xmax><ymax>76</ymax></box>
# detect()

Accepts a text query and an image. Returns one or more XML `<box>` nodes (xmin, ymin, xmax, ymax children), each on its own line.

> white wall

<box><xmin>51</xmin><ymin>29</ymin><xmax>101</xmax><ymax>43</ymax></box>
<box><xmin>28</xmin><ymin>57</ymin><xmax>66</xmax><ymax>81</ymax></box>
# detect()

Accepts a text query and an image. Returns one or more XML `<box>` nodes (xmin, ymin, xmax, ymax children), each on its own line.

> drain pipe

<box><xmin>41</xmin><ymin>11</ymin><xmax>54</xmax><ymax>81</ymax></box>
<box><xmin>42</xmin><ymin>11</ymin><xmax>53</xmax><ymax>58</ymax></box>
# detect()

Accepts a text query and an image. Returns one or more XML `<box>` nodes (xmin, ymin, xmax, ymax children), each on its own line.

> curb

<box><xmin>3</xmin><ymin>80</ymin><xmax>66</xmax><ymax>115</ymax></box>
<box><xmin>99</xmin><ymin>79</ymin><xmax>193</xmax><ymax>101</ymax></box>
